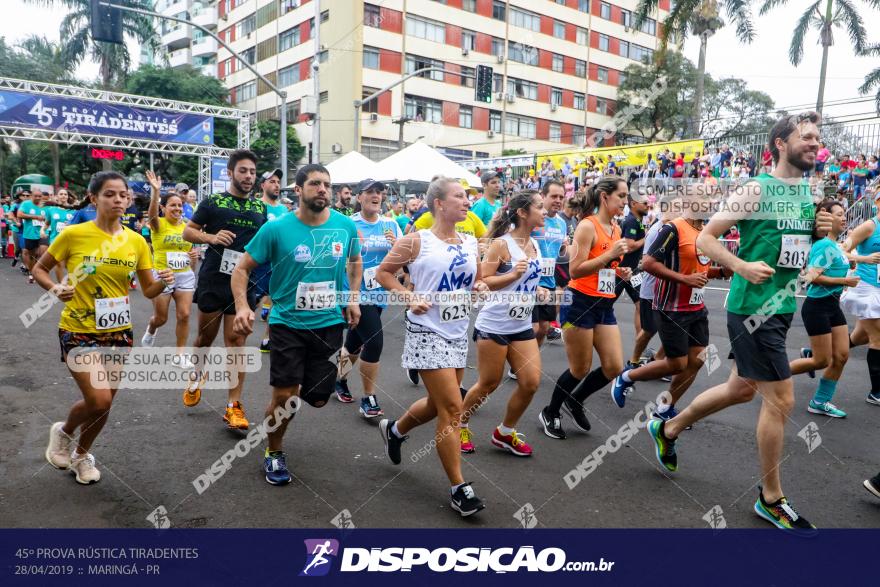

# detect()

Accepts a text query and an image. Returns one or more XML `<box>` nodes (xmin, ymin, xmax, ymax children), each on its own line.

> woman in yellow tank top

<box><xmin>538</xmin><ymin>176</ymin><xmax>632</xmax><ymax>440</ymax></box>
<box><xmin>141</xmin><ymin>170</ymin><xmax>197</xmax><ymax>368</ymax></box>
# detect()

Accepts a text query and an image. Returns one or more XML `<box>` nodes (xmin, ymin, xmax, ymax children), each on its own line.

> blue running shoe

<box><xmin>867</xmin><ymin>392</ymin><xmax>880</xmax><ymax>406</ymax></box>
<box><xmin>653</xmin><ymin>405</ymin><xmax>678</xmax><ymax>421</ymax></box>
<box><xmin>263</xmin><ymin>450</ymin><xmax>291</xmax><ymax>485</ymax></box>
<box><xmin>611</xmin><ymin>368</ymin><xmax>634</xmax><ymax>408</ymax></box>
<box><xmin>754</xmin><ymin>487</ymin><xmax>817</xmax><ymax>538</ymax></box>
<box><xmin>260</xmin><ymin>305</ymin><xmax>270</xmax><ymax>321</ymax></box>
<box><xmin>801</xmin><ymin>348</ymin><xmax>815</xmax><ymax>379</ymax></box>
<box><xmin>360</xmin><ymin>395</ymin><xmax>384</xmax><ymax>418</ymax></box>
<box><xmin>335</xmin><ymin>379</ymin><xmax>354</xmax><ymax>403</ymax></box>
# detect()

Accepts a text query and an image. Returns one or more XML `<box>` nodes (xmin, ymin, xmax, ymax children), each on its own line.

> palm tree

<box><xmin>25</xmin><ymin>0</ymin><xmax>157</xmax><ymax>89</ymax></box>
<box><xmin>859</xmin><ymin>44</ymin><xmax>880</xmax><ymax>114</ymax></box>
<box><xmin>635</xmin><ymin>0</ymin><xmax>755</xmax><ymax>138</ymax></box>
<box><xmin>759</xmin><ymin>0</ymin><xmax>873</xmax><ymax>115</ymax></box>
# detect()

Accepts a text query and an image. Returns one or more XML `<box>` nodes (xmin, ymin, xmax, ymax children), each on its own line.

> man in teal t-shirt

<box><xmin>232</xmin><ymin>163</ymin><xmax>362</xmax><ymax>487</ymax></box>
<box><xmin>470</xmin><ymin>171</ymin><xmax>503</xmax><ymax>226</ymax></box>
<box><xmin>17</xmin><ymin>190</ymin><xmax>48</xmax><ymax>278</ymax></box>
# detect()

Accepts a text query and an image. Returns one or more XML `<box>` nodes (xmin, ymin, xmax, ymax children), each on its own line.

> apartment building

<box><xmin>143</xmin><ymin>0</ymin><xmax>220</xmax><ymax>77</ymax></box>
<box><xmin>217</xmin><ymin>0</ymin><xmax>670</xmax><ymax>163</ymax></box>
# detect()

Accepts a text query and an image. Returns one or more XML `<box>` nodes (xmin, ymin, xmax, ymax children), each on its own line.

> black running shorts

<box><xmin>269</xmin><ymin>323</ymin><xmax>344</xmax><ymax>407</ymax></box>
<box><xmin>727</xmin><ymin>312</ymin><xmax>793</xmax><ymax>382</ymax></box>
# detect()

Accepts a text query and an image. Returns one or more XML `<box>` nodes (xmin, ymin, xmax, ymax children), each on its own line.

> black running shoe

<box><xmin>259</xmin><ymin>339</ymin><xmax>270</xmax><ymax>353</ymax></box>
<box><xmin>863</xmin><ymin>474</ymin><xmax>880</xmax><ymax>499</ymax></box>
<box><xmin>538</xmin><ymin>407</ymin><xmax>566</xmax><ymax>439</ymax></box>
<box><xmin>379</xmin><ymin>419</ymin><xmax>407</xmax><ymax>465</ymax></box>
<box><xmin>754</xmin><ymin>487</ymin><xmax>818</xmax><ymax>538</ymax></box>
<box><xmin>561</xmin><ymin>397</ymin><xmax>591</xmax><ymax>432</ymax></box>
<box><xmin>450</xmin><ymin>482</ymin><xmax>485</xmax><ymax>517</ymax></box>
<box><xmin>335</xmin><ymin>379</ymin><xmax>354</xmax><ymax>403</ymax></box>
<box><xmin>406</xmin><ymin>368</ymin><xmax>420</xmax><ymax>385</ymax></box>
<box><xmin>11</xmin><ymin>257</ymin><xmax>17</xmax><ymax>267</ymax></box>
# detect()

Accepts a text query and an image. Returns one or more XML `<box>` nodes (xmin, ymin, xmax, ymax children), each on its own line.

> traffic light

<box><xmin>475</xmin><ymin>65</ymin><xmax>494</xmax><ymax>103</ymax></box>
<box><xmin>90</xmin><ymin>0</ymin><xmax>124</xmax><ymax>44</ymax></box>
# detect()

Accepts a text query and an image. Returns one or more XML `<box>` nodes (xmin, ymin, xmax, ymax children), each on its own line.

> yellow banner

<box><xmin>538</xmin><ymin>139</ymin><xmax>705</xmax><ymax>171</ymax></box>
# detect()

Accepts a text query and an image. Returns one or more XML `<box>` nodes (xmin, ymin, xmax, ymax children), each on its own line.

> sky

<box><xmin>2</xmin><ymin>0</ymin><xmax>878</xmax><ymax>124</ymax></box>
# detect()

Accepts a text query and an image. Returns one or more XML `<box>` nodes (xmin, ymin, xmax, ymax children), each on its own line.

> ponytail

<box><xmin>569</xmin><ymin>175</ymin><xmax>625</xmax><ymax>219</ymax></box>
<box><xmin>486</xmin><ymin>190</ymin><xmax>538</xmax><ymax>240</ymax></box>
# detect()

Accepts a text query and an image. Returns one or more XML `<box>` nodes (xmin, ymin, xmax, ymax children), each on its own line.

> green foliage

<box><xmin>502</xmin><ymin>148</ymin><xmax>528</xmax><ymax>156</ymax></box>
<box><xmin>250</xmin><ymin>120</ymin><xmax>306</xmax><ymax>179</ymax></box>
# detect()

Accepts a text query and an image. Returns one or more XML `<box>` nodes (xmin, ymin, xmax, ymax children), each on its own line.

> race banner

<box><xmin>0</xmin><ymin>89</ymin><xmax>214</xmax><ymax>146</ymax></box>
<box><xmin>541</xmin><ymin>139</ymin><xmax>705</xmax><ymax>170</ymax></box>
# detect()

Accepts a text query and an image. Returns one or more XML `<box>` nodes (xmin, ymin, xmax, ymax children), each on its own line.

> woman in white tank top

<box><xmin>460</xmin><ymin>191</ymin><xmax>546</xmax><ymax>457</ymax></box>
<box><xmin>374</xmin><ymin>176</ymin><xmax>489</xmax><ymax>517</ymax></box>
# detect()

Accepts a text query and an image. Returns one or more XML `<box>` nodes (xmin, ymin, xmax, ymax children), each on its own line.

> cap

<box><xmin>481</xmin><ymin>171</ymin><xmax>499</xmax><ymax>184</ymax></box>
<box><xmin>356</xmin><ymin>178</ymin><xmax>386</xmax><ymax>193</ymax></box>
<box><xmin>260</xmin><ymin>169</ymin><xmax>283</xmax><ymax>184</ymax></box>
<box><xmin>175</xmin><ymin>182</ymin><xmax>189</xmax><ymax>193</ymax></box>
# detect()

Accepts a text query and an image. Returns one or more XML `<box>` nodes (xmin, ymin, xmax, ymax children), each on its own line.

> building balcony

<box><xmin>159</xmin><ymin>0</ymin><xmax>188</xmax><ymax>18</ymax></box>
<box><xmin>162</xmin><ymin>24</ymin><xmax>192</xmax><ymax>51</ymax></box>
<box><xmin>191</xmin><ymin>37</ymin><xmax>218</xmax><ymax>58</ymax></box>
<box><xmin>191</xmin><ymin>6</ymin><xmax>218</xmax><ymax>29</ymax></box>
<box><xmin>168</xmin><ymin>47</ymin><xmax>192</xmax><ymax>69</ymax></box>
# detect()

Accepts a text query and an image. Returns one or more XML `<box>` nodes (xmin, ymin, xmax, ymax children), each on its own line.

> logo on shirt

<box><xmin>696</xmin><ymin>246</ymin><xmax>711</xmax><ymax>265</ymax></box>
<box><xmin>331</xmin><ymin>241</ymin><xmax>344</xmax><ymax>259</ymax></box>
<box><xmin>294</xmin><ymin>245</ymin><xmax>312</xmax><ymax>263</ymax></box>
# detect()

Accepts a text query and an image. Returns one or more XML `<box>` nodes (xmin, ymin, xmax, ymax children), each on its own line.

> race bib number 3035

<box><xmin>777</xmin><ymin>235</ymin><xmax>810</xmax><ymax>269</ymax></box>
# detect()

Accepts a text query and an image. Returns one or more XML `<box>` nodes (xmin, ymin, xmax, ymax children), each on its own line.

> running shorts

<box><xmin>343</xmin><ymin>305</ymin><xmax>384</xmax><ymax>363</ymax></box>
<box><xmin>531</xmin><ymin>303</ymin><xmax>557</xmax><ymax>323</ymax></box>
<box><xmin>269</xmin><ymin>322</ymin><xmax>344</xmax><ymax>407</ymax></box>
<box><xmin>24</xmin><ymin>238</ymin><xmax>40</xmax><ymax>251</ymax></box>
<box><xmin>473</xmin><ymin>327</ymin><xmax>536</xmax><ymax>346</ymax></box>
<box><xmin>727</xmin><ymin>312</ymin><xmax>793</xmax><ymax>382</ymax></box>
<box><xmin>560</xmin><ymin>288</ymin><xmax>617</xmax><ymax>329</ymax></box>
<box><xmin>402</xmin><ymin>319</ymin><xmax>468</xmax><ymax>370</ymax></box>
<box><xmin>194</xmin><ymin>277</ymin><xmax>257</xmax><ymax>315</ymax></box>
<box><xmin>657</xmin><ymin>308</ymin><xmax>709</xmax><ymax>359</ymax></box>
<box><xmin>840</xmin><ymin>281</ymin><xmax>880</xmax><ymax>320</ymax></box>
<box><xmin>614</xmin><ymin>275</ymin><xmax>640</xmax><ymax>303</ymax></box>
<box><xmin>155</xmin><ymin>269</ymin><xmax>196</xmax><ymax>294</ymax></box>
<box><xmin>801</xmin><ymin>295</ymin><xmax>847</xmax><ymax>336</ymax></box>
<box><xmin>639</xmin><ymin>301</ymin><xmax>661</xmax><ymax>334</ymax></box>
<box><xmin>58</xmin><ymin>328</ymin><xmax>133</xmax><ymax>362</ymax></box>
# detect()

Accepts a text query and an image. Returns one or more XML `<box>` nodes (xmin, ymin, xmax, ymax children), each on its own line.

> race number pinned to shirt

<box><xmin>689</xmin><ymin>287</ymin><xmax>705</xmax><ymax>306</ymax></box>
<box><xmin>219</xmin><ymin>248</ymin><xmax>243</xmax><ymax>275</ymax></box>
<box><xmin>363</xmin><ymin>266</ymin><xmax>380</xmax><ymax>290</ymax></box>
<box><xmin>95</xmin><ymin>296</ymin><xmax>131</xmax><ymax>330</ymax></box>
<box><xmin>598</xmin><ymin>269</ymin><xmax>616</xmax><ymax>295</ymax></box>
<box><xmin>440</xmin><ymin>290</ymin><xmax>471</xmax><ymax>323</ymax></box>
<box><xmin>540</xmin><ymin>258</ymin><xmax>556</xmax><ymax>278</ymax></box>
<box><xmin>295</xmin><ymin>281</ymin><xmax>336</xmax><ymax>311</ymax></box>
<box><xmin>507</xmin><ymin>293</ymin><xmax>534</xmax><ymax>321</ymax></box>
<box><xmin>166</xmin><ymin>251</ymin><xmax>190</xmax><ymax>271</ymax></box>
<box><xmin>32</xmin><ymin>219</ymin><xmax>45</xmax><ymax>229</ymax></box>
<box><xmin>630</xmin><ymin>272</ymin><xmax>644</xmax><ymax>288</ymax></box>
<box><xmin>777</xmin><ymin>235</ymin><xmax>810</xmax><ymax>269</ymax></box>
<box><xmin>56</xmin><ymin>222</ymin><xmax>68</xmax><ymax>232</ymax></box>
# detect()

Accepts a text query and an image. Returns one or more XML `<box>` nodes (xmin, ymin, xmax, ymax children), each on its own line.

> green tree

<box><xmin>699</xmin><ymin>78</ymin><xmax>776</xmax><ymax>139</ymax></box>
<box><xmin>250</xmin><ymin>120</ymin><xmax>306</xmax><ymax>180</ymax></box>
<box><xmin>859</xmin><ymin>43</ymin><xmax>880</xmax><ymax>114</ymax></box>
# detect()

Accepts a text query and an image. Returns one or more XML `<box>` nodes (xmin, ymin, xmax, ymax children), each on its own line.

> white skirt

<box><xmin>401</xmin><ymin>320</ymin><xmax>468</xmax><ymax>370</ymax></box>
<box><xmin>840</xmin><ymin>280</ymin><xmax>880</xmax><ymax>319</ymax></box>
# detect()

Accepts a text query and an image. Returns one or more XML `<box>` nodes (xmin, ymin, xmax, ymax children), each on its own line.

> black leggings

<box><xmin>344</xmin><ymin>305</ymin><xmax>384</xmax><ymax>363</ymax></box>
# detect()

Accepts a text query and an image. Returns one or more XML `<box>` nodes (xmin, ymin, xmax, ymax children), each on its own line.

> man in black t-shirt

<box><xmin>614</xmin><ymin>194</ymin><xmax>648</xmax><ymax>338</ymax></box>
<box><xmin>182</xmin><ymin>149</ymin><xmax>266</xmax><ymax>430</ymax></box>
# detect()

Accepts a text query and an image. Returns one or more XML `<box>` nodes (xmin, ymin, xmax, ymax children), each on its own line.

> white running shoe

<box><xmin>507</xmin><ymin>368</ymin><xmax>518</xmax><ymax>380</ymax></box>
<box><xmin>141</xmin><ymin>326</ymin><xmax>156</xmax><ymax>348</ymax></box>
<box><xmin>171</xmin><ymin>354</ymin><xmax>194</xmax><ymax>369</ymax></box>
<box><xmin>45</xmin><ymin>422</ymin><xmax>72</xmax><ymax>469</ymax></box>
<box><xmin>69</xmin><ymin>452</ymin><xmax>101</xmax><ymax>484</ymax></box>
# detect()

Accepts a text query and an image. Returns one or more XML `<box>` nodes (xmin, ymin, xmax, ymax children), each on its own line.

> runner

<box><xmin>36</xmin><ymin>170</ymin><xmax>174</xmax><ymax>484</ymax></box>
<box><xmin>17</xmin><ymin>189</ymin><xmax>47</xmax><ymax>284</ymax></box>
<box><xmin>231</xmin><ymin>163</ymin><xmax>361</xmax><ymax>485</ymax></box>
<box><xmin>375</xmin><ymin>175</ymin><xmax>489</xmax><ymax>516</ymax></box>
<box><xmin>141</xmin><ymin>170</ymin><xmax>197</xmax><ymax>368</ymax></box>
<box><xmin>182</xmin><ymin>149</ymin><xmax>266</xmax><ymax>427</ymax></box>
<box><xmin>538</xmin><ymin>176</ymin><xmax>630</xmax><ymax>439</ymax></box>
<box><xmin>647</xmin><ymin>112</ymin><xmax>831</xmax><ymax>536</ymax></box>
<box><xmin>332</xmin><ymin>184</ymin><xmax>354</xmax><ymax>216</ymax></box>
<box><xmin>471</xmin><ymin>171</ymin><xmax>503</xmax><ymax>226</ymax></box>
<box><xmin>531</xmin><ymin>180</ymin><xmax>568</xmax><ymax>349</ymax></box>
<box><xmin>334</xmin><ymin>178</ymin><xmax>401</xmax><ymax>418</ymax></box>
<box><xmin>44</xmin><ymin>192</ymin><xmax>75</xmax><ymax>282</ymax></box>
<box><xmin>459</xmin><ymin>190</ymin><xmax>544</xmax><ymax>456</ymax></box>
<box><xmin>615</xmin><ymin>194</ymin><xmax>649</xmax><ymax>338</ymax></box>
<box><xmin>8</xmin><ymin>193</ymin><xmax>22</xmax><ymax>267</ymax></box>
<box><xmin>253</xmin><ymin>168</ymin><xmax>287</xmax><ymax>353</ymax></box>
<box><xmin>787</xmin><ymin>199</ymin><xmax>857</xmax><ymax>417</ymax></box>
<box><xmin>840</xmin><ymin>190</ymin><xmax>880</xmax><ymax>406</ymax></box>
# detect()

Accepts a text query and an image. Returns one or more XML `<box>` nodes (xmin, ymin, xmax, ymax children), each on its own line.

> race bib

<box><xmin>56</xmin><ymin>222</ymin><xmax>68</xmax><ymax>232</ymax></box>
<box><xmin>630</xmin><ymin>272</ymin><xmax>643</xmax><ymax>288</ymax></box>
<box><xmin>440</xmin><ymin>290</ymin><xmax>471</xmax><ymax>323</ymax></box>
<box><xmin>32</xmin><ymin>219</ymin><xmax>44</xmax><ymax>229</ymax></box>
<box><xmin>363</xmin><ymin>266</ymin><xmax>380</xmax><ymax>290</ymax></box>
<box><xmin>689</xmin><ymin>287</ymin><xmax>705</xmax><ymax>306</ymax></box>
<box><xmin>219</xmin><ymin>248</ymin><xmax>243</xmax><ymax>275</ymax></box>
<box><xmin>598</xmin><ymin>269</ymin><xmax>615</xmax><ymax>295</ymax></box>
<box><xmin>507</xmin><ymin>294</ymin><xmax>534</xmax><ymax>321</ymax></box>
<box><xmin>95</xmin><ymin>296</ymin><xmax>131</xmax><ymax>330</ymax></box>
<box><xmin>777</xmin><ymin>235</ymin><xmax>810</xmax><ymax>269</ymax></box>
<box><xmin>540</xmin><ymin>258</ymin><xmax>556</xmax><ymax>278</ymax></box>
<box><xmin>166</xmin><ymin>251</ymin><xmax>190</xmax><ymax>271</ymax></box>
<box><xmin>295</xmin><ymin>281</ymin><xmax>336</xmax><ymax>311</ymax></box>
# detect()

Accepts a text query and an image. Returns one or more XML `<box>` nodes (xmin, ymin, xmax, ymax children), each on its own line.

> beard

<box><xmin>305</xmin><ymin>197</ymin><xmax>328</xmax><ymax>213</ymax></box>
<box><xmin>232</xmin><ymin>178</ymin><xmax>252</xmax><ymax>195</ymax></box>
<box><xmin>787</xmin><ymin>150</ymin><xmax>816</xmax><ymax>173</ymax></box>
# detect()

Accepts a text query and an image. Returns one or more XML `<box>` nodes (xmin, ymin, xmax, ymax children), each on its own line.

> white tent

<box><xmin>291</xmin><ymin>151</ymin><xmax>379</xmax><ymax>187</ymax></box>
<box><xmin>373</xmin><ymin>142</ymin><xmax>482</xmax><ymax>187</ymax></box>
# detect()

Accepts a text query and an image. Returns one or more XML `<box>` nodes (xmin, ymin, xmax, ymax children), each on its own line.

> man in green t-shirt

<box><xmin>17</xmin><ymin>190</ymin><xmax>48</xmax><ymax>283</ymax></box>
<box><xmin>232</xmin><ymin>163</ymin><xmax>362</xmax><ymax>487</ymax></box>
<box><xmin>647</xmin><ymin>112</ymin><xmax>832</xmax><ymax>537</ymax></box>
<box><xmin>470</xmin><ymin>171</ymin><xmax>502</xmax><ymax>226</ymax></box>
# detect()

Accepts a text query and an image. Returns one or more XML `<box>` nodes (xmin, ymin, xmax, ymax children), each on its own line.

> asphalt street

<box><xmin>2</xmin><ymin>265</ymin><xmax>879</xmax><ymax>530</ymax></box>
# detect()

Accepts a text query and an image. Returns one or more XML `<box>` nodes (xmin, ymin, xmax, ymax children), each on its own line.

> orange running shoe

<box><xmin>182</xmin><ymin>371</ymin><xmax>206</xmax><ymax>407</ymax></box>
<box><xmin>224</xmin><ymin>401</ymin><xmax>249</xmax><ymax>430</ymax></box>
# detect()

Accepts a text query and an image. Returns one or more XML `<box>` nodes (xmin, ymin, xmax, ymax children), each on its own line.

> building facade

<box><xmin>216</xmin><ymin>0</ymin><xmax>670</xmax><ymax>163</ymax></box>
<box><xmin>143</xmin><ymin>0</ymin><xmax>219</xmax><ymax>77</ymax></box>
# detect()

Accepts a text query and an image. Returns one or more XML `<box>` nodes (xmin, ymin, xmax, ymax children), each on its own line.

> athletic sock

<box><xmin>460</xmin><ymin>422</ymin><xmax>469</xmax><ymax>429</ymax></box>
<box><xmin>391</xmin><ymin>422</ymin><xmax>405</xmax><ymax>439</ymax></box>
<box><xmin>812</xmin><ymin>378</ymin><xmax>838</xmax><ymax>405</ymax></box>
<box><xmin>548</xmin><ymin>369</ymin><xmax>582</xmax><ymax>415</ymax></box>
<box><xmin>572</xmin><ymin>367</ymin><xmax>613</xmax><ymax>402</ymax></box>
<box><xmin>451</xmin><ymin>482</ymin><xmax>466</xmax><ymax>494</ymax></box>
<box><xmin>497</xmin><ymin>424</ymin><xmax>514</xmax><ymax>436</ymax></box>
<box><xmin>621</xmin><ymin>370</ymin><xmax>633</xmax><ymax>383</ymax></box>
<box><xmin>868</xmin><ymin>349</ymin><xmax>880</xmax><ymax>393</ymax></box>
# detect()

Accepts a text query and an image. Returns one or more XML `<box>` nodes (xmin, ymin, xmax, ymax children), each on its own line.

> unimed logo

<box><xmin>300</xmin><ymin>539</ymin><xmax>339</xmax><ymax>577</ymax></box>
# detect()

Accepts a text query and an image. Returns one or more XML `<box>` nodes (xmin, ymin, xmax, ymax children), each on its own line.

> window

<box><xmin>597</xmin><ymin>66</ymin><xmax>608</xmax><ymax>83</ymax></box>
<box><xmin>574</xmin><ymin>92</ymin><xmax>585</xmax><ymax>110</ymax></box>
<box><xmin>551</xmin><ymin>53</ymin><xmax>563</xmax><ymax>73</ymax></box>
<box><xmin>600</xmin><ymin>2</ymin><xmax>611</xmax><ymax>19</ymax></box>
<box><xmin>240</xmin><ymin>46</ymin><xmax>256</xmax><ymax>65</ymax></box>
<box><xmin>510</xmin><ymin>7</ymin><xmax>540</xmax><ymax>31</ymax></box>
<box><xmin>320</xmin><ymin>9</ymin><xmax>329</xmax><ymax>22</ymax></box>
<box><xmin>405</xmin><ymin>55</ymin><xmax>444</xmax><ymax>81</ymax></box>
<box><xmin>504</xmin><ymin>114</ymin><xmax>536</xmax><ymax>139</ymax></box>
<box><xmin>596</xmin><ymin>97</ymin><xmax>607</xmax><ymax>115</ymax></box>
<box><xmin>618</xmin><ymin>40</ymin><xmax>629</xmax><ymax>58</ymax></box>
<box><xmin>459</xmin><ymin>106</ymin><xmax>473</xmax><ymax>129</ymax></box>
<box><xmin>489</xmin><ymin>111</ymin><xmax>501</xmax><ymax>132</ymax></box>
<box><xmin>508</xmin><ymin>77</ymin><xmax>538</xmax><ymax>100</ymax></box>
<box><xmin>631</xmin><ymin>44</ymin><xmax>653</xmax><ymax>63</ymax></box>
<box><xmin>286</xmin><ymin>99</ymin><xmax>301</xmax><ymax>120</ymax></box>
<box><xmin>599</xmin><ymin>33</ymin><xmax>609</xmax><ymax>51</ymax></box>
<box><xmin>551</xmin><ymin>88</ymin><xmax>562</xmax><ymax>106</ymax></box>
<box><xmin>493</xmin><ymin>73</ymin><xmax>503</xmax><ymax>91</ymax></box>
<box><xmin>492</xmin><ymin>0</ymin><xmax>505</xmax><ymax>20</ymax></box>
<box><xmin>404</xmin><ymin>95</ymin><xmax>443</xmax><ymax>123</ymax></box>
<box><xmin>508</xmin><ymin>42</ymin><xmax>538</xmax><ymax>66</ymax></box>
<box><xmin>278</xmin><ymin>63</ymin><xmax>301</xmax><ymax>86</ymax></box>
<box><xmin>365</xmin><ymin>4</ymin><xmax>381</xmax><ymax>27</ymax></box>
<box><xmin>553</xmin><ymin>20</ymin><xmax>565</xmax><ymax>39</ymax></box>
<box><xmin>279</xmin><ymin>26</ymin><xmax>300</xmax><ymax>50</ymax></box>
<box><xmin>576</xmin><ymin>27</ymin><xmax>588</xmax><ymax>45</ymax></box>
<box><xmin>257</xmin><ymin>38</ymin><xmax>277</xmax><ymax>61</ymax></box>
<box><xmin>618</xmin><ymin>71</ymin><xmax>627</xmax><ymax>85</ymax></box>
<box><xmin>407</xmin><ymin>15</ymin><xmax>446</xmax><ymax>43</ymax></box>
<box><xmin>578</xmin><ymin>0</ymin><xmax>589</xmax><ymax>12</ymax></box>
<box><xmin>462</xmin><ymin>0</ymin><xmax>476</xmax><ymax>11</ymax></box>
<box><xmin>237</xmin><ymin>14</ymin><xmax>256</xmax><ymax>36</ymax></box>
<box><xmin>549</xmin><ymin>123</ymin><xmax>561</xmax><ymax>143</ymax></box>
<box><xmin>361</xmin><ymin>88</ymin><xmax>379</xmax><ymax>114</ymax></box>
<box><xmin>460</xmin><ymin>66</ymin><xmax>475</xmax><ymax>88</ymax></box>
<box><xmin>575</xmin><ymin>58</ymin><xmax>586</xmax><ymax>77</ymax></box>
<box><xmin>462</xmin><ymin>30</ymin><xmax>475</xmax><ymax>51</ymax></box>
<box><xmin>491</xmin><ymin>37</ymin><xmax>505</xmax><ymax>57</ymax></box>
<box><xmin>620</xmin><ymin>9</ymin><xmax>631</xmax><ymax>28</ymax></box>
<box><xmin>320</xmin><ymin>91</ymin><xmax>328</xmax><ymax>103</ymax></box>
<box><xmin>572</xmin><ymin>126</ymin><xmax>585</xmax><ymax>146</ymax></box>
<box><xmin>257</xmin><ymin>3</ymin><xmax>277</xmax><ymax>28</ymax></box>
<box><xmin>280</xmin><ymin>0</ymin><xmax>299</xmax><ymax>15</ymax></box>
<box><xmin>640</xmin><ymin>18</ymin><xmax>656</xmax><ymax>36</ymax></box>
<box><xmin>236</xmin><ymin>80</ymin><xmax>256</xmax><ymax>102</ymax></box>
<box><xmin>363</xmin><ymin>46</ymin><xmax>379</xmax><ymax>69</ymax></box>
<box><xmin>318</xmin><ymin>50</ymin><xmax>328</xmax><ymax>63</ymax></box>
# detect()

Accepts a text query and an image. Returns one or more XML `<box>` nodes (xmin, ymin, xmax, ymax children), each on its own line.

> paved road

<box><xmin>2</xmin><ymin>266</ymin><xmax>879</xmax><ymax>530</ymax></box>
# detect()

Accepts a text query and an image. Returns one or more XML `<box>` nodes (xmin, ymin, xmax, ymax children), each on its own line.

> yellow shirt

<box><xmin>47</xmin><ymin>222</ymin><xmax>152</xmax><ymax>333</ymax></box>
<box><xmin>150</xmin><ymin>217</ymin><xmax>192</xmax><ymax>272</ymax></box>
<box><xmin>413</xmin><ymin>210</ymin><xmax>487</xmax><ymax>238</ymax></box>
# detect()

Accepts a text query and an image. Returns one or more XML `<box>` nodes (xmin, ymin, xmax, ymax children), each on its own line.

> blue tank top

<box><xmin>855</xmin><ymin>218</ymin><xmax>880</xmax><ymax>288</ymax></box>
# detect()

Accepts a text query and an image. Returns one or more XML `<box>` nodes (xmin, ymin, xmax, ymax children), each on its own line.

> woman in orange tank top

<box><xmin>538</xmin><ymin>176</ymin><xmax>632</xmax><ymax>440</ymax></box>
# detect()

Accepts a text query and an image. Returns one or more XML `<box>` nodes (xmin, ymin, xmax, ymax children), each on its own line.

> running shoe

<box><xmin>379</xmin><ymin>419</ymin><xmax>407</xmax><ymax>465</ymax></box>
<box><xmin>260</xmin><ymin>305</ymin><xmax>270</xmax><ymax>321</ymax></box>
<box><xmin>866</xmin><ymin>392</ymin><xmax>880</xmax><ymax>406</ymax></box>
<box><xmin>19</xmin><ymin>265</ymin><xmax>28</xmax><ymax>275</ymax></box>
<box><xmin>801</xmin><ymin>348</ymin><xmax>815</xmax><ymax>379</ymax></box>
<box><xmin>460</xmin><ymin>427</ymin><xmax>475</xmax><ymax>454</ymax></box>
<box><xmin>69</xmin><ymin>452</ymin><xmax>101</xmax><ymax>484</ymax></box>
<box><xmin>660</xmin><ymin>375</ymin><xmax>672</xmax><ymax>383</ymax></box>
<box><xmin>450</xmin><ymin>482</ymin><xmax>485</xmax><ymax>517</ymax></box>
<box><xmin>259</xmin><ymin>339</ymin><xmax>270</xmax><ymax>353</ymax></box>
<box><xmin>547</xmin><ymin>327</ymin><xmax>562</xmax><ymax>341</ymax></box>
<box><xmin>406</xmin><ymin>368</ymin><xmax>420</xmax><ymax>385</ymax></box>
<box><xmin>863</xmin><ymin>474</ymin><xmax>880</xmax><ymax>499</ymax></box>
<box><xmin>459</xmin><ymin>387</ymin><xmax>468</xmax><ymax>401</ymax></box>
<box><xmin>45</xmin><ymin>422</ymin><xmax>72</xmax><ymax>469</ymax></box>
<box><xmin>491</xmin><ymin>428</ymin><xmax>532</xmax><ymax>457</ymax></box>
<box><xmin>223</xmin><ymin>401</ymin><xmax>249</xmax><ymax>430</ymax></box>
<box><xmin>129</xmin><ymin>279</ymin><xmax>137</xmax><ymax>290</ymax></box>
<box><xmin>182</xmin><ymin>371</ymin><xmax>206</xmax><ymax>407</ymax></box>
<box><xmin>561</xmin><ymin>397</ymin><xmax>591</xmax><ymax>432</ymax></box>
<box><xmin>625</xmin><ymin>360</ymin><xmax>640</xmax><ymax>370</ymax></box>
<box><xmin>360</xmin><ymin>395</ymin><xmax>384</xmax><ymax>418</ymax></box>
<box><xmin>11</xmin><ymin>257</ymin><xmax>17</xmax><ymax>267</ymax></box>
<box><xmin>507</xmin><ymin>368</ymin><xmax>518</xmax><ymax>380</ymax></box>
<box><xmin>754</xmin><ymin>488</ymin><xmax>818</xmax><ymax>538</ymax></box>
<box><xmin>647</xmin><ymin>419</ymin><xmax>677</xmax><ymax>472</ymax></box>
<box><xmin>611</xmin><ymin>368</ymin><xmax>634</xmax><ymax>408</ymax></box>
<box><xmin>170</xmin><ymin>354</ymin><xmax>194</xmax><ymax>370</ymax></box>
<box><xmin>27</xmin><ymin>274</ymin><xmax>35</xmax><ymax>284</ymax></box>
<box><xmin>141</xmin><ymin>326</ymin><xmax>156</xmax><ymax>348</ymax></box>
<box><xmin>652</xmin><ymin>405</ymin><xmax>692</xmax><ymax>430</ymax></box>
<box><xmin>263</xmin><ymin>449</ymin><xmax>291</xmax><ymax>485</ymax></box>
<box><xmin>807</xmin><ymin>400</ymin><xmax>846</xmax><ymax>418</ymax></box>
<box><xmin>335</xmin><ymin>380</ymin><xmax>354</xmax><ymax>403</ymax></box>
<box><xmin>550</xmin><ymin>320</ymin><xmax>561</xmax><ymax>329</ymax></box>
<box><xmin>538</xmin><ymin>406</ymin><xmax>566</xmax><ymax>440</ymax></box>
